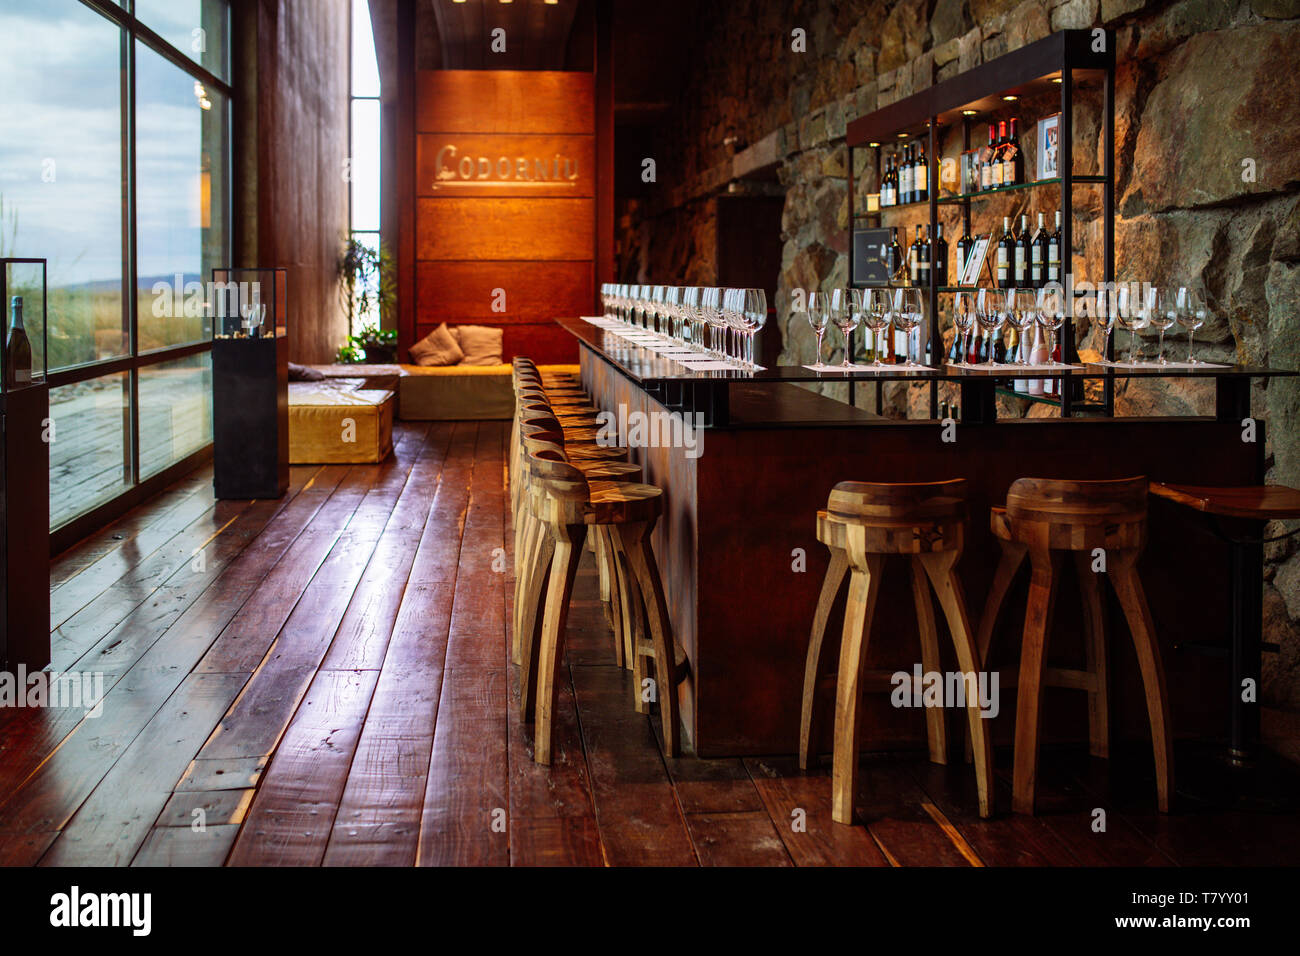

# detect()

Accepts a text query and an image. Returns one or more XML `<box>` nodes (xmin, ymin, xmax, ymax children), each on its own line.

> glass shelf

<box><xmin>853</xmin><ymin>175</ymin><xmax>1109</xmax><ymax>219</ymax></box>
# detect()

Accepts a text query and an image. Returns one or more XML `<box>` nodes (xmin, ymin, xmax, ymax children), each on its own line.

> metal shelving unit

<box><xmin>846</xmin><ymin>29</ymin><xmax>1116</xmax><ymax>417</ymax></box>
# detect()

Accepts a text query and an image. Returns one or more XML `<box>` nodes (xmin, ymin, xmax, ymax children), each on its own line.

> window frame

<box><xmin>45</xmin><ymin>0</ymin><xmax>231</xmax><ymax>532</ymax></box>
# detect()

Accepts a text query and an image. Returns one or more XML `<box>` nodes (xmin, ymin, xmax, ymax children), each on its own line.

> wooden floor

<box><xmin>3</xmin><ymin>419</ymin><xmax>1299</xmax><ymax>866</ymax></box>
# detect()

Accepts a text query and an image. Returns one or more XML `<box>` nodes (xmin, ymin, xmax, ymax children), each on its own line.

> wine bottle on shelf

<box><xmin>990</xmin><ymin>122</ymin><xmax>1007</xmax><ymax>189</ymax></box>
<box><xmin>915</xmin><ymin>143</ymin><xmax>928</xmax><ymax>203</ymax></box>
<box><xmin>879</xmin><ymin>156</ymin><xmax>892</xmax><ymax>207</ymax></box>
<box><xmin>981</xmin><ymin>125</ymin><xmax>996</xmax><ymax>191</ymax></box>
<box><xmin>1012</xmin><ymin>327</ymin><xmax>1029</xmax><ymax>392</ymax></box>
<box><xmin>887</xmin><ymin>226</ymin><xmax>904</xmax><ymax>280</ymax></box>
<box><xmin>931</xmin><ymin>222</ymin><xmax>948</xmax><ymax>288</ymax></box>
<box><xmin>993</xmin><ymin>324</ymin><xmax>1008</xmax><ymax>364</ymax></box>
<box><xmin>1031</xmin><ymin>212</ymin><xmax>1048</xmax><ymax>288</ymax></box>
<box><xmin>997</xmin><ymin>216</ymin><xmax>1014</xmax><ymax>290</ymax></box>
<box><xmin>1014</xmin><ymin>214</ymin><xmax>1031</xmax><ymax>288</ymax></box>
<box><xmin>909</xmin><ymin>226</ymin><xmax>921</xmax><ymax>286</ymax></box>
<box><xmin>917</xmin><ymin>224</ymin><xmax>931</xmax><ymax>288</ymax></box>
<box><xmin>1045</xmin><ymin>339</ymin><xmax>1063</xmax><ymax>395</ymax></box>
<box><xmin>968</xmin><ymin>327</ymin><xmax>982</xmax><ymax>365</ymax></box>
<box><xmin>956</xmin><ymin>224</ymin><xmax>972</xmax><ymax>285</ymax></box>
<box><xmin>899</xmin><ymin>146</ymin><xmax>913</xmax><ymax>205</ymax></box>
<box><xmin>948</xmin><ymin>323</ymin><xmax>963</xmax><ymax>363</ymax></box>
<box><xmin>1001</xmin><ymin>118</ymin><xmax>1023</xmax><ymax>188</ymax></box>
<box><xmin>1029</xmin><ymin>323</ymin><xmax>1047</xmax><ymax>395</ymax></box>
<box><xmin>6</xmin><ymin>295</ymin><xmax>33</xmax><ymax>388</ymax></box>
<box><xmin>1046</xmin><ymin>209</ymin><xmax>1063</xmax><ymax>285</ymax></box>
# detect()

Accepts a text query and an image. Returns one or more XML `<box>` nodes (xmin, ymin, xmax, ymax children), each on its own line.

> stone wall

<box><xmin>617</xmin><ymin>0</ymin><xmax>1300</xmax><ymax>709</ymax></box>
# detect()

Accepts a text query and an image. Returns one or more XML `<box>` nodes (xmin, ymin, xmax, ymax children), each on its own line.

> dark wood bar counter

<box><xmin>562</xmin><ymin>317</ymin><xmax>1292</xmax><ymax>758</ymax></box>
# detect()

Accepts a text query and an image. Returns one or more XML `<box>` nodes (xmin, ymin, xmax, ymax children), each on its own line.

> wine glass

<box><xmin>863</xmin><ymin>288</ymin><xmax>891</xmax><ymax>367</ymax></box>
<box><xmin>1178</xmin><ymin>286</ymin><xmax>1208</xmax><ymax>364</ymax></box>
<box><xmin>726</xmin><ymin>289</ymin><xmax>749</xmax><ymax>363</ymax></box>
<box><xmin>1036</xmin><ymin>286</ymin><xmax>1066</xmax><ymax>366</ymax></box>
<box><xmin>1116</xmin><ymin>283</ymin><xmax>1152</xmax><ymax>365</ymax></box>
<box><xmin>1091</xmin><ymin>286</ymin><xmax>1119</xmax><ymax>365</ymax></box>
<box><xmin>1006</xmin><ymin>288</ymin><xmax>1036</xmax><ymax>364</ymax></box>
<box><xmin>805</xmin><ymin>291</ymin><xmax>829</xmax><ymax>369</ymax></box>
<box><xmin>891</xmin><ymin>288</ymin><xmax>923</xmax><ymax>367</ymax></box>
<box><xmin>742</xmin><ymin>288</ymin><xmax>767</xmax><ymax>368</ymax></box>
<box><xmin>701</xmin><ymin>287</ymin><xmax>726</xmax><ymax>358</ymax></box>
<box><xmin>1151</xmin><ymin>286</ymin><xmax>1178</xmax><ymax>365</ymax></box>
<box><xmin>951</xmin><ymin>291</ymin><xmax>976</xmax><ymax>366</ymax></box>
<box><xmin>975</xmin><ymin>287</ymin><xmax>1003</xmax><ymax>366</ymax></box>
<box><xmin>830</xmin><ymin>288</ymin><xmax>861</xmax><ymax>369</ymax></box>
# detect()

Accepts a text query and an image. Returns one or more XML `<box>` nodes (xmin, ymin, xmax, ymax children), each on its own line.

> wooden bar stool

<box><xmin>798</xmin><ymin>479</ymin><xmax>993</xmax><ymax>824</ymax></box>
<box><xmin>978</xmin><ymin>476</ymin><xmax>1173</xmax><ymax>814</ymax></box>
<box><xmin>522</xmin><ymin>444</ymin><xmax>685</xmax><ymax>764</ymax></box>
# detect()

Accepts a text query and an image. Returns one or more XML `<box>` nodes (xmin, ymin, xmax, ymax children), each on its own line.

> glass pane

<box><xmin>350</xmin><ymin>99</ymin><xmax>381</xmax><ymax>231</ymax></box>
<box><xmin>0</xmin><ymin>0</ymin><xmax>127</xmax><ymax>370</ymax></box>
<box><xmin>134</xmin><ymin>0</ymin><xmax>229</xmax><ymax>80</ymax></box>
<box><xmin>350</xmin><ymin>232</ymin><xmax>382</xmax><ymax>330</ymax></box>
<box><xmin>139</xmin><ymin>353</ymin><xmax>212</xmax><ymax>478</ymax></box>
<box><xmin>50</xmin><ymin>372</ymin><xmax>131</xmax><ymax>528</ymax></box>
<box><xmin>352</xmin><ymin>0</ymin><xmax>380</xmax><ymax>97</ymax></box>
<box><xmin>136</xmin><ymin>41</ymin><xmax>228</xmax><ymax>350</ymax></box>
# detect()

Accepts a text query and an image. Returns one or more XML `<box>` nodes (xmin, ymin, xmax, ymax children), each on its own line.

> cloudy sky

<box><xmin>0</xmin><ymin>0</ymin><xmax>226</xmax><ymax>288</ymax></box>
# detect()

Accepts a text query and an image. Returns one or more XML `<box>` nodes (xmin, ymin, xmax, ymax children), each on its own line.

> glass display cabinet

<box><xmin>210</xmin><ymin>267</ymin><xmax>289</xmax><ymax>499</ymax></box>
<box><xmin>0</xmin><ymin>257</ymin><xmax>51</xmax><ymax>670</ymax></box>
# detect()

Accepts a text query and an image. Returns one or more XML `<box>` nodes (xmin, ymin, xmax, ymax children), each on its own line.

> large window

<box><xmin>350</xmin><ymin>0</ymin><xmax>381</xmax><ymax>331</ymax></box>
<box><xmin>0</xmin><ymin>0</ymin><xmax>229</xmax><ymax>530</ymax></box>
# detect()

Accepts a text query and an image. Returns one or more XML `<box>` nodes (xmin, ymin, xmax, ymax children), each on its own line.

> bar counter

<box><xmin>561</xmin><ymin>317</ymin><xmax>1293</xmax><ymax>757</ymax></box>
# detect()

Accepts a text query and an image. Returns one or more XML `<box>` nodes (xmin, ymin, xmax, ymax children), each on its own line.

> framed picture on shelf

<box><xmin>1037</xmin><ymin>113</ymin><xmax>1061</xmax><ymax>180</ymax></box>
<box><xmin>957</xmin><ymin>235</ymin><xmax>991</xmax><ymax>287</ymax></box>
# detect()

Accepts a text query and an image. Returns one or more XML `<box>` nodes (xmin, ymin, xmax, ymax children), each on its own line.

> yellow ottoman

<box><xmin>289</xmin><ymin>380</ymin><xmax>394</xmax><ymax>464</ymax></box>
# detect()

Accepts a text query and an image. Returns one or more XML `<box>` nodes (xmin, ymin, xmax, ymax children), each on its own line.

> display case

<box><xmin>210</xmin><ymin>267</ymin><xmax>289</xmax><ymax>500</ymax></box>
<box><xmin>847</xmin><ymin>28</ymin><xmax>1116</xmax><ymax>417</ymax></box>
<box><xmin>0</xmin><ymin>258</ymin><xmax>51</xmax><ymax>671</ymax></box>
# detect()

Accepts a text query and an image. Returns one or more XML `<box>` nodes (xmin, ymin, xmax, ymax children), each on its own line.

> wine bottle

<box><xmin>956</xmin><ymin>225</ymin><xmax>972</xmax><ymax>286</ymax></box>
<box><xmin>915</xmin><ymin>143</ymin><xmax>928</xmax><ymax>203</ymax></box>
<box><xmin>899</xmin><ymin>146</ymin><xmax>913</xmax><ymax>205</ymax></box>
<box><xmin>909</xmin><ymin>225</ymin><xmax>921</xmax><ymax>286</ymax></box>
<box><xmin>1029</xmin><ymin>323</ymin><xmax>1047</xmax><ymax>396</ymax></box>
<box><xmin>981</xmin><ymin>125</ymin><xmax>996</xmax><ymax>191</ymax></box>
<box><xmin>1047</xmin><ymin>209</ymin><xmax>1063</xmax><ymax>284</ymax></box>
<box><xmin>993</xmin><ymin>325</ymin><xmax>1007</xmax><ymax>364</ymax></box>
<box><xmin>997</xmin><ymin>216</ymin><xmax>1014</xmax><ymax>290</ymax></box>
<box><xmin>6</xmin><ymin>296</ymin><xmax>33</xmax><ymax>388</ymax></box>
<box><xmin>968</xmin><ymin>327</ymin><xmax>982</xmax><ymax>365</ymax></box>
<box><xmin>888</xmin><ymin>226</ymin><xmax>904</xmax><ymax>280</ymax></box>
<box><xmin>917</xmin><ymin>224</ymin><xmax>931</xmax><ymax>288</ymax></box>
<box><xmin>1001</xmin><ymin>118</ymin><xmax>1023</xmax><ymax>188</ymax></box>
<box><xmin>1031</xmin><ymin>212</ymin><xmax>1048</xmax><ymax>288</ymax></box>
<box><xmin>1012</xmin><ymin>327</ymin><xmax>1029</xmax><ymax>392</ymax></box>
<box><xmin>932</xmin><ymin>222</ymin><xmax>948</xmax><ymax>288</ymax></box>
<box><xmin>1014</xmin><ymin>214</ymin><xmax>1031</xmax><ymax>287</ymax></box>
<box><xmin>990</xmin><ymin>122</ymin><xmax>1007</xmax><ymax>189</ymax></box>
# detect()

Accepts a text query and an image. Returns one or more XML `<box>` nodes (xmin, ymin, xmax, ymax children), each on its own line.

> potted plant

<box><xmin>336</xmin><ymin>236</ymin><xmax>395</xmax><ymax>363</ymax></box>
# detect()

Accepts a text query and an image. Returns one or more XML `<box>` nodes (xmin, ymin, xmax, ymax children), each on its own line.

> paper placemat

<box><xmin>804</xmin><ymin>363</ymin><xmax>937</xmax><ymax>373</ymax></box>
<box><xmin>1094</xmin><ymin>360</ymin><xmax>1229</xmax><ymax>369</ymax></box>
<box><xmin>948</xmin><ymin>362</ymin><xmax>1083</xmax><ymax>372</ymax></box>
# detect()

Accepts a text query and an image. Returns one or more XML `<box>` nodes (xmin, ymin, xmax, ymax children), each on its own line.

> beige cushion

<box><xmin>409</xmin><ymin>323</ymin><xmax>464</xmax><ymax>366</ymax></box>
<box><xmin>453</xmin><ymin>324</ymin><xmax>504</xmax><ymax>366</ymax></box>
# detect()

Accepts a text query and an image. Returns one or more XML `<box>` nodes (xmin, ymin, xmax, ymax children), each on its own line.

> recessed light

<box><xmin>1052</xmin><ymin>77</ymin><xmax>1063</xmax><ymax>84</ymax></box>
<box><xmin>897</xmin><ymin>132</ymin><xmax>908</xmax><ymax>138</ymax></box>
<box><xmin>1002</xmin><ymin>95</ymin><xmax>1018</xmax><ymax>102</ymax></box>
<box><xmin>961</xmin><ymin>109</ymin><xmax>977</xmax><ymax>116</ymax></box>
<box><xmin>868</xmin><ymin>141</ymin><xmax>880</xmax><ymax>147</ymax></box>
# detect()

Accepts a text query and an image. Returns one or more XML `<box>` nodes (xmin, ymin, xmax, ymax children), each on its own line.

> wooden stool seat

<box><xmin>572</xmin><ymin>460</ymin><xmax>643</xmax><ymax>481</ymax></box>
<box><xmin>979</xmin><ymin>476</ymin><xmax>1173</xmax><ymax>815</ymax></box>
<box><xmin>584</xmin><ymin>480</ymin><xmax>663</xmax><ymax>525</ymax></box>
<box><xmin>801</xmin><ymin>478</ymin><xmax>994</xmax><ymax>824</ymax></box>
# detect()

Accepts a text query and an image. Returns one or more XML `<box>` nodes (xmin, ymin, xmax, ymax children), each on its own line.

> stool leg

<box><xmin>511</xmin><ymin>513</ymin><xmax>536</xmax><ymax>666</ymax></box>
<box><xmin>965</xmin><ymin>540</ymin><xmax>1025</xmax><ymax>763</ymax></box>
<box><xmin>831</xmin><ymin>555</ymin><xmax>884</xmax><ymax>826</ymax></box>
<box><xmin>610</xmin><ymin>529</ymin><xmax>638</xmax><ymax>672</ymax></box>
<box><xmin>593</xmin><ymin>527</ymin><xmax>621</xmax><ymax>666</ymax></box>
<box><xmin>911</xmin><ymin>556</ymin><xmax>948</xmax><ymax>766</ymax></box>
<box><xmin>534</xmin><ymin>524</ymin><xmax>587</xmax><ymax>765</ymax></box>
<box><xmin>518</xmin><ymin>530</ymin><xmax>556</xmax><ymax>723</ymax></box>
<box><xmin>1109</xmin><ymin>549</ymin><xmax>1174</xmax><ymax>814</ymax></box>
<box><xmin>920</xmin><ymin>550</ymin><xmax>994</xmax><ymax>819</ymax></box>
<box><xmin>1012</xmin><ymin>549</ymin><xmax>1062</xmax><ymax>815</ymax></box>
<box><xmin>799</xmin><ymin>546</ymin><xmax>848</xmax><ymax>771</ymax></box>
<box><xmin>619</xmin><ymin>520</ymin><xmax>681</xmax><ymax>758</ymax></box>
<box><xmin>629</xmin><ymin>576</ymin><xmax>652</xmax><ymax>716</ymax></box>
<box><xmin>1073</xmin><ymin>551</ymin><xmax>1110</xmax><ymax>760</ymax></box>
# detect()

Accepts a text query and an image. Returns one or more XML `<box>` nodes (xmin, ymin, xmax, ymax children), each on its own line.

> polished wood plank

<box><xmin>131</xmin><ymin>824</ymin><xmax>240</xmax><ymax>867</ymax></box>
<box><xmin>685</xmin><ymin>811</ymin><xmax>793</xmax><ymax>867</ymax></box>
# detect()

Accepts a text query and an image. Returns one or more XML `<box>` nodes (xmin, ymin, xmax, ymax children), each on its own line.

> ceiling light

<box><xmin>1002</xmin><ymin>95</ymin><xmax>1018</xmax><ymax>101</ymax></box>
<box><xmin>1052</xmin><ymin>77</ymin><xmax>1063</xmax><ymax>84</ymax></box>
<box><xmin>897</xmin><ymin>132</ymin><xmax>908</xmax><ymax>138</ymax></box>
<box><xmin>868</xmin><ymin>141</ymin><xmax>880</xmax><ymax>147</ymax></box>
<box><xmin>961</xmin><ymin>109</ymin><xmax>977</xmax><ymax>116</ymax></box>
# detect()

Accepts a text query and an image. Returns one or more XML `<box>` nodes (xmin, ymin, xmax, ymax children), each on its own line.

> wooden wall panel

<box><xmin>415</xmin><ymin>70</ymin><xmax>593</xmax><ymax>133</ymax></box>
<box><xmin>417</xmin><ymin>133</ymin><xmax>595</xmax><ymax>197</ymax></box>
<box><xmin>409</xmin><ymin>69</ymin><xmax>596</xmax><ymax>364</ymax></box>
<box><xmin>416</xmin><ymin>261</ymin><xmax>592</xmax><ymax>325</ymax></box>
<box><xmin>417</xmin><ymin>198</ymin><xmax>594</xmax><ymax>261</ymax></box>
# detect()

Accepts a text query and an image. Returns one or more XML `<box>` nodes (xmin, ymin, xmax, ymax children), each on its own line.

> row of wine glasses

<box><xmin>950</xmin><ymin>287</ymin><xmax>1066</xmax><ymax>367</ymax></box>
<box><xmin>598</xmin><ymin>282</ymin><xmax>768</xmax><ymax>368</ymax></box>
<box><xmin>1087</xmin><ymin>284</ymin><xmax>1209</xmax><ymax>366</ymax></box>
<box><xmin>801</xmin><ymin>287</ymin><xmax>926</xmax><ymax>369</ymax></box>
